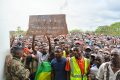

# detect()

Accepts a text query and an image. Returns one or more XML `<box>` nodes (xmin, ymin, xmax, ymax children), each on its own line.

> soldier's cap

<box><xmin>12</xmin><ymin>46</ymin><xmax>23</xmax><ymax>54</ymax></box>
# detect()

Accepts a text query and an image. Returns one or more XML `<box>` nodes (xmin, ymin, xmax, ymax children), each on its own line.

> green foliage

<box><xmin>69</xmin><ymin>29</ymin><xmax>82</xmax><ymax>33</ymax></box>
<box><xmin>9</xmin><ymin>26</ymin><xmax>26</xmax><ymax>37</ymax></box>
<box><xmin>95</xmin><ymin>22</ymin><xmax>120</xmax><ymax>36</ymax></box>
<box><xmin>16</xmin><ymin>26</ymin><xmax>23</xmax><ymax>35</ymax></box>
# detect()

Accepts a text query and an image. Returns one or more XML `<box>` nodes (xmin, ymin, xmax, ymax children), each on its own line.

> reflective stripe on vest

<box><xmin>70</xmin><ymin>56</ymin><xmax>90</xmax><ymax>80</ymax></box>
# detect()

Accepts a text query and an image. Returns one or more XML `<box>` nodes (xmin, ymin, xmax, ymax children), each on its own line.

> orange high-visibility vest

<box><xmin>70</xmin><ymin>56</ymin><xmax>90</xmax><ymax>80</ymax></box>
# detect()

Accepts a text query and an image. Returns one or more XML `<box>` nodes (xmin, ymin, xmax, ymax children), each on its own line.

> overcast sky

<box><xmin>1</xmin><ymin>0</ymin><xmax>120</xmax><ymax>31</ymax></box>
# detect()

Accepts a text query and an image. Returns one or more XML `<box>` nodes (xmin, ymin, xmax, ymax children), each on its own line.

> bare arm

<box><xmin>51</xmin><ymin>70</ymin><xmax>55</xmax><ymax>80</ymax></box>
<box><xmin>32</xmin><ymin>35</ymin><xmax>36</xmax><ymax>51</ymax></box>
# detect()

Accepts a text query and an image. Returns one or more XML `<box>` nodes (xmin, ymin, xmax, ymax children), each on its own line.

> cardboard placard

<box><xmin>27</xmin><ymin>14</ymin><xmax>68</xmax><ymax>36</ymax></box>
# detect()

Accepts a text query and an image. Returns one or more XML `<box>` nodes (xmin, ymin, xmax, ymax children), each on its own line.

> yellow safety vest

<box><xmin>63</xmin><ymin>50</ymin><xmax>66</xmax><ymax>58</ymax></box>
<box><xmin>70</xmin><ymin>56</ymin><xmax>90</xmax><ymax>80</ymax></box>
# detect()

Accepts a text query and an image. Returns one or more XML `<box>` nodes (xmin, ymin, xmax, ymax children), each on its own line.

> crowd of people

<box><xmin>5</xmin><ymin>32</ymin><xmax>120</xmax><ymax>80</ymax></box>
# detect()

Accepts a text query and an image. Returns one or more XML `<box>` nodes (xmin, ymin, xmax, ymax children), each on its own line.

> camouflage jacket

<box><xmin>5</xmin><ymin>56</ymin><xmax>30</xmax><ymax>80</ymax></box>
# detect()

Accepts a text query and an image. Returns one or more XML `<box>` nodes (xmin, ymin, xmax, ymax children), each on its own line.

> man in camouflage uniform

<box><xmin>5</xmin><ymin>46</ymin><xmax>30</xmax><ymax>80</ymax></box>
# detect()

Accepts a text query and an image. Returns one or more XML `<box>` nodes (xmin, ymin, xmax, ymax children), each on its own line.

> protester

<box><xmin>51</xmin><ymin>47</ymin><xmax>67</xmax><ymax>80</ymax></box>
<box><xmin>9</xmin><ymin>32</ymin><xmax>120</xmax><ymax>80</ymax></box>
<box><xmin>65</xmin><ymin>47</ymin><xmax>90</xmax><ymax>80</ymax></box>
<box><xmin>103</xmin><ymin>51</ymin><xmax>110</xmax><ymax>62</ymax></box>
<box><xmin>96</xmin><ymin>48</ymin><xmax>120</xmax><ymax>80</ymax></box>
<box><xmin>84</xmin><ymin>46</ymin><xmax>92</xmax><ymax>59</ymax></box>
<box><xmin>90</xmin><ymin>55</ymin><xmax>102</xmax><ymax>80</ymax></box>
<box><xmin>63</xmin><ymin>44</ymin><xmax>70</xmax><ymax>58</ymax></box>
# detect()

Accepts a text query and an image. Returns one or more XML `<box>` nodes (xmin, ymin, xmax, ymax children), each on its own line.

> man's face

<box><xmin>35</xmin><ymin>46</ymin><xmax>39</xmax><ymax>51</ymax></box>
<box><xmin>55</xmin><ymin>51</ymin><xmax>62</xmax><ymax>59</ymax></box>
<box><xmin>73</xmin><ymin>48</ymin><xmax>82</xmax><ymax>59</ymax></box>
<box><xmin>61</xmin><ymin>44</ymin><xmax>65</xmax><ymax>49</ymax></box>
<box><xmin>94</xmin><ymin>49</ymin><xmax>99</xmax><ymax>53</ymax></box>
<box><xmin>42</xmin><ymin>48</ymin><xmax>47</xmax><ymax>55</ymax></box>
<box><xmin>110</xmin><ymin>51</ymin><xmax>120</xmax><ymax>64</ymax></box>
<box><xmin>98</xmin><ymin>50</ymin><xmax>103</xmax><ymax>54</ymax></box>
<box><xmin>39</xmin><ymin>47</ymin><xmax>43</xmax><ymax>52</ymax></box>
<box><xmin>64</xmin><ymin>46</ymin><xmax>68</xmax><ymax>51</ymax></box>
<box><xmin>16</xmin><ymin>50</ymin><xmax>23</xmax><ymax>58</ymax></box>
<box><xmin>104</xmin><ymin>52</ymin><xmax>109</xmax><ymax>56</ymax></box>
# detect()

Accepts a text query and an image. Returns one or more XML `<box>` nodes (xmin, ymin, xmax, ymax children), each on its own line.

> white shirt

<box><xmin>114</xmin><ymin>70</ymin><xmax>120</xmax><ymax>80</ymax></box>
<box><xmin>36</xmin><ymin>51</ymin><xmax>49</xmax><ymax>64</ymax></box>
<box><xmin>96</xmin><ymin>62</ymin><xmax>120</xmax><ymax>80</ymax></box>
<box><xmin>90</xmin><ymin>65</ymin><xmax>99</xmax><ymax>77</ymax></box>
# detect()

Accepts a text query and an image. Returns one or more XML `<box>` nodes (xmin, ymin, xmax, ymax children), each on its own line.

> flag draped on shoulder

<box><xmin>35</xmin><ymin>61</ymin><xmax>51</xmax><ymax>80</ymax></box>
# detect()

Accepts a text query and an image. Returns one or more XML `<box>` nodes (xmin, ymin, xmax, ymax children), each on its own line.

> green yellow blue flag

<box><xmin>35</xmin><ymin>61</ymin><xmax>51</xmax><ymax>80</ymax></box>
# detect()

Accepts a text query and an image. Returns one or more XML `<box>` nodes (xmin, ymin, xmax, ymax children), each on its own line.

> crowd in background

<box><xmin>5</xmin><ymin>32</ymin><xmax>120</xmax><ymax>80</ymax></box>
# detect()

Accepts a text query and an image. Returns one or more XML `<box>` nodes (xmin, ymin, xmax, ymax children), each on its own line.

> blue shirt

<box><xmin>51</xmin><ymin>57</ymin><xmax>67</xmax><ymax>80</ymax></box>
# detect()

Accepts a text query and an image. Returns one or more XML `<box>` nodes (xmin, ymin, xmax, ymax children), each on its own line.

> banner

<box><xmin>27</xmin><ymin>14</ymin><xmax>68</xmax><ymax>36</ymax></box>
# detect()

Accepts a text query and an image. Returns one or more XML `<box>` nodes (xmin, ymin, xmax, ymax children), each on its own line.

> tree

<box><xmin>16</xmin><ymin>26</ymin><xmax>22</xmax><ymax>35</ymax></box>
<box><xmin>69</xmin><ymin>29</ymin><xmax>82</xmax><ymax>33</ymax></box>
<box><xmin>95</xmin><ymin>22</ymin><xmax>120</xmax><ymax>36</ymax></box>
